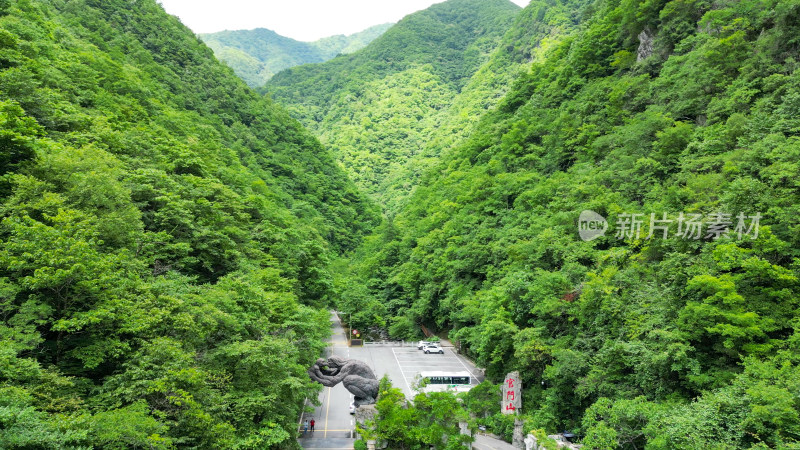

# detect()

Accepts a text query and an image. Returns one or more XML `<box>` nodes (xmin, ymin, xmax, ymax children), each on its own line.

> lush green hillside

<box><xmin>400</xmin><ymin>0</ymin><xmax>590</xmax><ymax>208</ymax></box>
<box><xmin>311</xmin><ymin>24</ymin><xmax>394</xmax><ymax>59</ymax></box>
<box><xmin>338</xmin><ymin>0</ymin><xmax>800</xmax><ymax>447</ymax></box>
<box><xmin>0</xmin><ymin>0</ymin><xmax>377</xmax><ymax>447</ymax></box>
<box><xmin>265</xmin><ymin>0</ymin><xmax>523</xmax><ymax>207</ymax></box>
<box><xmin>200</xmin><ymin>23</ymin><xmax>392</xmax><ymax>88</ymax></box>
<box><xmin>5</xmin><ymin>0</ymin><xmax>800</xmax><ymax>447</ymax></box>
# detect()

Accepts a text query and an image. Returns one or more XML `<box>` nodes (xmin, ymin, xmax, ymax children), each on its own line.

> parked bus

<box><xmin>416</xmin><ymin>371</ymin><xmax>473</xmax><ymax>393</ymax></box>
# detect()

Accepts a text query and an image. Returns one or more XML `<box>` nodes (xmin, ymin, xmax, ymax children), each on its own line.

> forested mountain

<box><xmin>5</xmin><ymin>0</ymin><xmax>800</xmax><ymax>447</ymax></box>
<box><xmin>309</xmin><ymin>24</ymin><xmax>395</xmax><ymax>59</ymax></box>
<box><xmin>337</xmin><ymin>0</ymin><xmax>800</xmax><ymax>447</ymax></box>
<box><xmin>265</xmin><ymin>0</ymin><xmax>523</xmax><ymax>208</ymax></box>
<box><xmin>200</xmin><ymin>24</ymin><xmax>393</xmax><ymax>88</ymax></box>
<box><xmin>0</xmin><ymin>0</ymin><xmax>377</xmax><ymax>447</ymax></box>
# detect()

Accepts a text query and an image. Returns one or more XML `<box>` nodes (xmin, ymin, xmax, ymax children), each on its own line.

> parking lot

<box><xmin>300</xmin><ymin>314</ymin><xmax>485</xmax><ymax>448</ymax></box>
<box><xmin>389</xmin><ymin>347</ymin><xmax>478</xmax><ymax>394</ymax></box>
<box><xmin>345</xmin><ymin>342</ymin><xmax>483</xmax><ymax>398</ymax></box>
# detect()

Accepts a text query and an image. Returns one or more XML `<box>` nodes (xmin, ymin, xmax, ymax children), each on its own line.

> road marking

<box><xmin>324</xmin><ymin>387</ymin><xmax>331</xmax><ymax>438</ymax></box>
<box><xmin>399</xmin><ymin>365</ymin><xmax>463</xmax><ymax>368</ymax></box>
<box><xmin>396</xmin><ymin>363</ymin><xmax>465</xmax><ymax>365</ymax></box>
<box><xmin>395</xmin><ymin>359</ymin><xmax>461</xmax><ymax>362</ymax></box>
<box><xmin>391</xmin><ymin>347</ymin><xmax>412</xmax><ymax>394</ymax></box>
<box><xmin>397</xmin><ymin>362</ymin><xmax>465</xmax><ymax>364</ymax></box>
<box><xmin>306</xmin><ymin>429</ymin><xmax>353</xmax><ymax>432</ymax></box>
<box><xmin>450</xmin><ymin>349</ymin><xmax>480</xmax><ymax>383</ymax></box>
<box><xmin>395</xmin><ymin>356</ymin><xmax>459</xmax><ymax>359</ymax></box>
<box><xmin>395</xmin><ymin>361</ymin><xmax>461</xmax><ymax>363</ymax></box>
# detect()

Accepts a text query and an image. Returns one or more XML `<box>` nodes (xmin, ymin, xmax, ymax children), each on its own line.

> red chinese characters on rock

<box><xmin>502</xmin><ymin>371</ymin><xmax>521</xmax><ymax>415</ymax></box>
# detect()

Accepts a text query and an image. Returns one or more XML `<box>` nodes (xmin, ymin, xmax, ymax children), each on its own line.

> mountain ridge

<box><xmin>4</xmin><ymin>0</ymin><xmax>800</xmax><ymax>447</ymax></box>
<box><xmin>201</xmin><ymin>23</ymin><xmax>393</xmax><ymax>87</ymax></box>
<box><xmin>266</xmin><ymin>0</ymin><xmax>524</xmax><ymax>207</ymax></box>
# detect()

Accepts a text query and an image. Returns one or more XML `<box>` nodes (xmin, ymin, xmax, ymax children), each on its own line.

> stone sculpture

<box><xmin>308</xmin><ymin>355</ymin><xmax>380</xmax><ymax>406</ymax></box>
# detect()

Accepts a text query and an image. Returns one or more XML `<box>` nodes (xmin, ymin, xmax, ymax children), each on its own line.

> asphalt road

<box><xmin>299</xmin><ymin>314</ymin><xmax>356</xmax><ymax>448</ymax></box>
<box><xmin>472</xmin><ymin>434</ymin><xmax>519</xmax><ymax>450</ymax></box>
<box><xmin>298</xmin><ymin>311</ymin><xmax>491</xmax><ymax>449</ymax></box>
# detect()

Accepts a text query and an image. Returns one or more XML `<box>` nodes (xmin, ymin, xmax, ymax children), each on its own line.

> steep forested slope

<box><xmin>339</xmin><ymin>0</ymin><xmax>800</xmax><ymax>447</ymax></box>
<box><xmin>200</xmin><ymin>23</ymin><xmax>393</xmax><ymax>88</ymax></box>
<box><xmin>412</xmin><ymin>0</ymin><xmax>590</xmax><ymax>203</ymax></box>
<box><xmin>0</xmin><ymin>0</ymin><xmax>377</xmax><ymax>447</ymax></box>
<box><xmin>266</xmin><ymin>0</ymin><xmax>522</xmax><ymax>207</ymax></box>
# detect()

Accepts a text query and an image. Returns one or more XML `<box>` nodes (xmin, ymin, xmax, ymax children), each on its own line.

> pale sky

<box><xmin>157</xmin><ymin>0</ymin><xmax>532</xmax><ymax>41</ymax></box>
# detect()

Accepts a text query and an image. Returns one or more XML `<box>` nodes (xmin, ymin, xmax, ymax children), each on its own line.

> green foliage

<box><xmin>89</xmin><ymin>401</ymin><xmax>173</xmax><ymax>449</ymax></box>
<box><xmin>266</xmin><ymin>0</ymin><xmax>529</xmax><ymax>208</ymax></box>
<box><xmin>0</xmin><ymin>0</ymin><xmax>375</xmax><ymax>446</ymax></box>
<box><xmin>582</xmin><ymin>397</ymin><xmax>656</xmax><ymax>449</ymax></box>
<box><xmin>5</xmin><ymin>0</ymin><xmax>800</xmax><ymax>447</ymax></box>
<box><xmin>0</xmin><ymin>99</ymin><xmax>40</xmax><ymax>178</ymax></box>
<box><xmin>644</xmin><ymin>337</ymin><xmax>800</xmax><ymax>448</ymax></box>
<box><xmin>360</xmin><ymin>376</ymin><xmax>473</xmax><ymax>449</ymax></box>
<box><xmin>335</xmin><ymin>0</ymin><xmax>800</xmax><ymax>447</ymax></box>
<box><xmin>201</xmin><ymin>23</ymin><xmax>393</xmax><ymax>88</ymax></box>
<box><xmin>463</xmin><ymin>381</ymin><xmax>499</xmax><ymax>419</ymax></box>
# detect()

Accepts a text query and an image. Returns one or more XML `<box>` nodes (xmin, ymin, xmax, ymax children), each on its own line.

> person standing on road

<box><xmin>310</xmin><ymin>419</ymin><xmax>315</xmax><ymax>433</ymax></box>
<box><xmin>303</xmin><ymin>420</ymin><xmax>308</xmax><ymax>435</ymax></box>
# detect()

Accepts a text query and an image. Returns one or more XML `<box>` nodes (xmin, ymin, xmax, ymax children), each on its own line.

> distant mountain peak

<box><xmin>200</xmin><ymin>23</ymin><xmax>393</xmax><ymax>87</ymax></box>
<box><xmin>265</xmin><ymin>0</ymin><xmax>523</xmax><ymax>205</ymax></box>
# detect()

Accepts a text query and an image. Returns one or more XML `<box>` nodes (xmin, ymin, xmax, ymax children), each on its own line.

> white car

<box><xmin>349</xmin><ymin>401</ymin><xmax>356</xmax><ymax>414</ymax></box>
<box><xmin>423</xmin><ymin>344</ymin><xmax>444</xmax><ymax>354</ymax></box>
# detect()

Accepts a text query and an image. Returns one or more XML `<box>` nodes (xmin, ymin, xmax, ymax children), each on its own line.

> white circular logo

<box><xmin>578</xmin><ymin>210</ymin><xmax>608</xmax><ymax>242</ymax></box>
